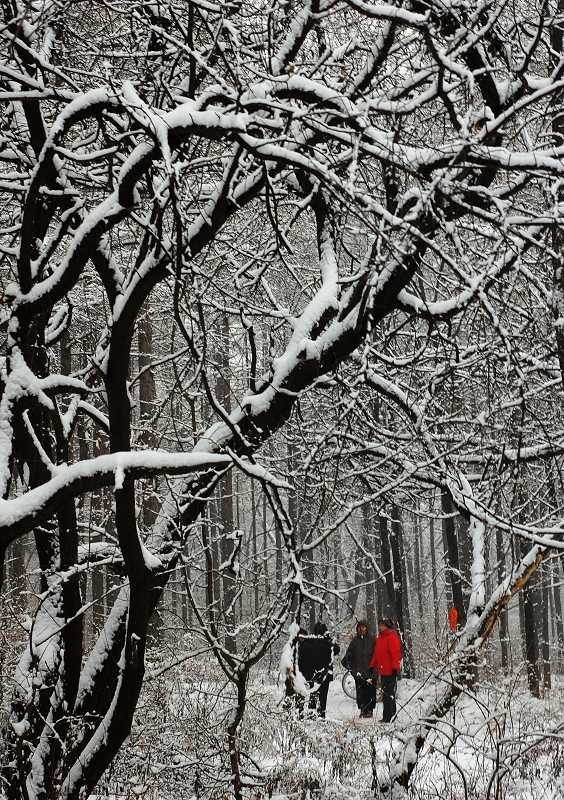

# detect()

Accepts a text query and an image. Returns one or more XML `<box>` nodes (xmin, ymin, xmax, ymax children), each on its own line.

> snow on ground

<box><xmin>251</xmin><ymin>673</ymin><xmax>564</xmax><ymax>800</ymax></box>
<box><xmin>95</xmin><ymin>667</ymin><xmax>564</xmax><ymax>799</ymax></box>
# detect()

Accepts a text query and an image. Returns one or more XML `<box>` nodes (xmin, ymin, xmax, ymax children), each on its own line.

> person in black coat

<box><xmin>296</xmin><ymin>621</ymin><xmax>340</xmax><ymax>718</ymax></box>
<box><xmin>342</xmin><ymin>620</ymin><xmax>376</xmax><ymax>717</ymax></box>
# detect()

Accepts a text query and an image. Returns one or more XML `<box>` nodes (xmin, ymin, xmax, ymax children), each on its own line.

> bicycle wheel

<box><xmin>341</xmin><ymin>670</ymin><xmax>357</xmax><ymax>700</ymax></box>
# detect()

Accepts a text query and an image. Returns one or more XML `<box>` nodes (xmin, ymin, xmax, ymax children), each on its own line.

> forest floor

<box><xmin>249</xmin><ymin>673</ymin><xmax>564</xmax><ymax>800</ymax></box>
<box><xmin>95</xmin><ymin>664</ymin><xmax>564</xmax><ymax>800</ymax></box>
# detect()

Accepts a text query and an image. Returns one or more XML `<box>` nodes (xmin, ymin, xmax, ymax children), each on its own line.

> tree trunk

<box><xmin>391</xmin><ymin>505</ymin><xmax>414</xmax><ymax>677</ymax></box>
<box><xmin>251</xmin><ymin>480</ymin><xmax>259</xmax><ymax>617</ymax></box>
<box><xmin>287</xmin><ymin>438</ymin><xmax>315</xmax><ymax>628</ymax></box>
<box><xmin>441</xmin><ymin>489</ymin><xmax>466</xmax><ymax>628</ymax></box>
<box><xmin>496</xmin><ymin>527</ymin><xmax>510</xmax><ymax>673</ymax></box>
<box><xmin>380</xmin><ymin>514</ymin><xmax>396</xmax><ymax>620</ymax></box>
<box><xmin>519</xmin><ymin>538</ymin><xmax>541</xmax><ymax>698</ymax></box>
<box><xmin>363</xmin><ymin>504</ymin><xmax>377</xmax><ymax>627</ymax></box>
<box><xmin>215</xmin><ymin>313</ymin><xmax>237</xmax><ymax>652</ymax></box>
<box><xmin>552</xmin><ymin>557</ymin><xmax>564</xmax><ymax>673</ymax></box>
<box><xmin>541</xmin><ymin>566</ymin><xmax>551</xmax><ymax>691</ymax></box>
<box><xmin>375</xmin><ymin>523</ymin><xmax>386</xmax><ymax>627</ymax></box>
<box><xmin>138</xmin><ymin>308</ymin><xmax>159</xmax><ymax>528</ymax></box>
<box><xmin>429</xmin><ymin>515</ymin><xmax>439</xmax><ymax>640</ymax></box>
<box><xmin>413</xmin><ymin>511</ymin><xmax>424</xmax><ymax>623</ymax></box>
<box><xmin>202</xmin><ymin>506</ymin><xmax>216</xmax><ymax>624</ymax></box>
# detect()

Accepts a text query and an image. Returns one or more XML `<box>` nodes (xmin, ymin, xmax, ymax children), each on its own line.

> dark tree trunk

<box><xmin>363</xmin><ymin>504</ymin><xmax>377</xmax><ymax>627</ymax></box>
<box><xmin>287</xmin><ymin>438</ymin><xmax>315</xmax><ymax>628</ymax></box>
<box><xmin>441</xmin><ymin>489</ymin><xmax>466</xmax><ymax>628</ymax></box>
<box><xmin>429</xmin><ymin>515</ymin><xmax>439</xmax><ymax>640</ymax></box>
<box><xmin>271</xmin><ymin>483</ymin><xmax>283</xmax><ymax>590</ymax></box>
<box><xmin>202</xmin><ymin>507</ymin><xmax>216</xmax><ymax>624</ymax></box>
<box><xmin>91</xmin><ymin>430</ymin><xmax>106</xmax><ymax>636</ymax></box>
<box><xmin>215</xmin><ymin>314</ymin><xmax>237</xmax><ymax>651</ymax></box>
<box><xmin>6</xmin><ymin>537</ymin><xmax>26</xmax><ymax>617</ymax></box>
<box><xmin>391</xmin><ymin>505</ymin><xmax>414</xmax><ymax>677</ymax></box>
<box><xmin>541</xmin><ymin>566</ymin><xmax>551</xmax><ymax>691</ymax></box>
<box><xmin>380</xmin><ymin>514</ymin><xmax>396</xmax><ymax>620</ymax></box>
<box><xmin>333</xmin><ymin>533</ymin><xmax>339</xmax><ymax>617</ymax></box>
<box><xmin>375</xmin><ymin>523</ymin><xmax>386</xmax><ymax>627</ymax></box>
<box><xmin>496</xmin><ymin>527</ymin><xmax>510</xmax><ymax>673</ymax></box>
<box><xmin>251</xmin><ymin>480</ymin><xmax>259</xmax><ymax>617</ymax></box>
<box><xmin>552</xmin><ymin>557</ymin><xmax>564</xmax><ymax>673</ymax></box>
<box><xmin>413</xmin><ymin>511</ymin><xmax>424</xmax><ymax>623</ymax></box>
<box><xmin>138</xmin><ymin>308</ymin><xmax>159</xmax><ymax>529</ymax></box>
<box><xmin>261</xmin><ymin>487</ymin><xmax>270</xmax><ymax>604</ymax></box>
<box><xmin>519</xmin><ymin>538</ymin><xmax>541</xmax><ymax>698</ymax></box>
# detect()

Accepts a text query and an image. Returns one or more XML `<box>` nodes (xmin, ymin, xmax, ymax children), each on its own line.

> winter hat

<box><xmin>378</xmin><ymin>618</ymin><xmax>395</xmax><ymax>629</ymax></box>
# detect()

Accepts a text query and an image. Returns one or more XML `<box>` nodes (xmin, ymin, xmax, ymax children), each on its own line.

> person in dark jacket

<box><xmin>297</xmin><ymin>621</ymin><xmax>340</xmax><ymax>718</ymax></box>
<box><xmin>342</xmin><ymin>620</ymin><xmax>376</xmax><ymax>717</ymax></box>
<box><xmin>370</xmin><ymin>618</ymin><xmax>402</xmax><ymax>722</ymax></box>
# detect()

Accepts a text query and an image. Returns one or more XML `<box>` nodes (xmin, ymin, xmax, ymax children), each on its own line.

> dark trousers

<box><xmin>355</xmin><ymin>676</ymin><xmax>376</xmax><ymax>714</ymax></box>
<box><xmin>308</xmin><ymin>678</ymin><xmax>330</xmax><ymax>717</ymax></box>
<box><xmin>381</xmin><ymin>674</ymin><xmax>397</xmax><ymax>722</ymax></box>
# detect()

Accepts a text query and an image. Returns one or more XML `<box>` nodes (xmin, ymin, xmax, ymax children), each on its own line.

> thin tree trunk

<box><xmin>519</xmin><ymin>538</ymin><xmax>541</xmax><ymax>698</ymax></box>
<box><xmin>363</xmin><ymin>504</ymin><xmax>376</xmax><ymax>626</ymax></box>
<box><xmin>138</xmin><ymin>308</ymin><xmax>159</xmax><ymax>528</ymax></box>
<box><xmin>215</xmin><ymin>313</ymin><xmax>237</xmax><ymax>652</ymax></box>
<box><xmin>287</xmin><ymin>439</ymin><xmax>315</xmax><ymax>628</ymax></box>
<box><xmin>496</xmin><ymin>527</ymin><xmax>510</xmax><ymax>673</ymax></box>
<box><xmin>202</xmin><ymin>507</ymin><xmax>216</xmax><ymax>624</ymax></box>
<box><xmin>391</xmin><ymin>505</ymin><xmax>414</xmax><ymax>677</ymax></box>
<box><xmin>380</xmin><ymin>514</ymin><xmax>396</xmax><ymax>621</ymax></box>
<box><xmin>552</xmin><ymin>557</ymin><xmax>564</xmax><ymax>673</ymax></box>
<box><xmin>262</xmin><ymin>493</ymin><xmax>270</xmax><ymax>604</ymax></box>
<box><xmin>429</xmin><ymin>515</ymin><xmax>439</xmax><ymax>640</ymax></box>
<box><xmin>236</xmin><ymin>472</ymin><xmax>243</xmax><ymax>621</ymax></box>
<box><xmin>541</xmin><ymin>566</ymin><xmax>551</xmax><ymax>691</ymax></box>
<box><xmin>91</xmin><ymin>429</ymin><xmax>106</xmax><ymax>637</ymax></box>
<box><xmin>7</xmin><ymin>537</ymin><xmax>26</xmax><ymax>617</ymax></box>
<box><xmin>441</xmin><ymin>489</ymin><xmax>466</xmax><ymax>628</ymax></box>
<box><xmin>251</xmin><ymin>480</ymin><xmax>259</xmax><ymax>617</ymax></box>
<box><xmin>333</xmin><ymin>532</ymin><xmax>339</xmax><ymax>617</ymax></box>
<box><xmin>375</xmin><ymin>523</ymin><xmax>386</xmax><ymax>625</ymax></box>
<box><xmin>413</xmin><ymin>511</ymin><xmax>424</xmax><ymax>623</ymax></box>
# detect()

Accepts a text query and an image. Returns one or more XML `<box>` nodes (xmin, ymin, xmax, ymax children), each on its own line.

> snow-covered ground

<box><xmin>95</xmin><ymin>667</ymin><xmax>564</xmax><ymax>799</ymax></box>
<box><xmin>249</xmin><ymin>673</ymin><xmax>564</xmax><ymax>800</ymax></box>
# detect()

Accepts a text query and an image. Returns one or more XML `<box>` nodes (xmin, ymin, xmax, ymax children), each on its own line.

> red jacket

<box><xmin>370</xmin><ymin>628</ymin><xmax>402</xmax><ymax>676</ymax></box>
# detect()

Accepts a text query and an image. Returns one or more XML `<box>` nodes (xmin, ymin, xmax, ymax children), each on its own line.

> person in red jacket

<box><xmin>370</xmin><ymin>618</ymin><xmax>402</xmax><ymax>722</ymax></box>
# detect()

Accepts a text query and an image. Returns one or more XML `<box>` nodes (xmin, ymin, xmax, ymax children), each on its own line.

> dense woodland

<box><xmin>1</xmin><ymin>0</ymin><xmax>564</xmax><ymax>798</ymax></box>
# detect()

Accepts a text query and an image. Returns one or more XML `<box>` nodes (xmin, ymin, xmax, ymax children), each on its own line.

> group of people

<box><xmin>284</xmin><ymin>617</ymin><xmax>402</xmax><ymax>723</ymax></box>
<box><xmin>342</xmin><ymin>618</ymin><xmax>401</xmax><ymax>721</ymax></box>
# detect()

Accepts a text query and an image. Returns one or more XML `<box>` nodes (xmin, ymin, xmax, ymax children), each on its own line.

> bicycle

<box><xmin>341</xmin><ymin>670</ymin><xmax>357</xmax><ymax>699</ymax></box>
<box><xmin>341</xmin><ymin>671</ymin><xmax>383</xmax><ymax>702</ymax></box>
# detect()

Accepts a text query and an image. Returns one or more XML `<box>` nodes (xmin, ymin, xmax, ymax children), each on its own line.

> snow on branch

<box><xmin>0</xmin><ymin>451</ymin><xmax>230</xmax><ymax>544</ymax></box>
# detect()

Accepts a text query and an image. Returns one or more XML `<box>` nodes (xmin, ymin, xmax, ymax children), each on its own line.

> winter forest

<box><xmin>2</xmin><ymin>0</ymin><xmax>564</xmax><ymax>798</ymax></box>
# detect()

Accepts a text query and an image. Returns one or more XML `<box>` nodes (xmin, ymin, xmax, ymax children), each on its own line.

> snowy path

<box><xmin>320</xmin><ymin>672</ymin><xmax>425</xmax><ymax>725</ymax></box>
